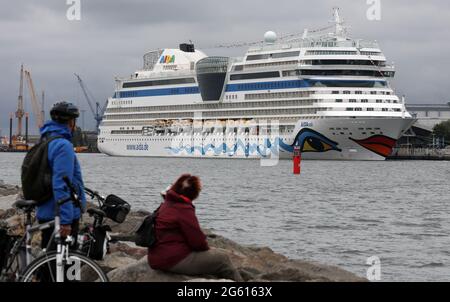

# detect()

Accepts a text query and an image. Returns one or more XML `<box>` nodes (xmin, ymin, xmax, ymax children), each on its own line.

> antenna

<box><xmin>332</xmin><ymin>7</ymin><xmax>346</xmax><ymax>39</ymax></box>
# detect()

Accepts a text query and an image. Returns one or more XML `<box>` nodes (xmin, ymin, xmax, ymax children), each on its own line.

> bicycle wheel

<box><xmin>20</xmin><ymin>251</ymin><xmax>109</xmax><ymax>282</ymax></box>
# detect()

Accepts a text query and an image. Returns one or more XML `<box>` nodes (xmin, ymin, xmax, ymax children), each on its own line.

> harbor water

<box><xmin>1</xmin><ymin>152</ymin><xmax>449</xmax><ymax>281</ymax></box>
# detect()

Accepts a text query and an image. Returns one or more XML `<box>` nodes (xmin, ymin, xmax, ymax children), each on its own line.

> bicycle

<box><xmin>0</xmin><ymin>177</ymin><xmax>109</xmax><ymax>282</ymax></box>
<box><xmin>77</xmin><ymin>187</ymin><xmax>114</xmax><ymax>260</ymax></box>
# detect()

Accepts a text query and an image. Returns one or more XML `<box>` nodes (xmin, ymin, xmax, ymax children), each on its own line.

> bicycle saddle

<box><xmin>87</xmin><ymin>208</ymin><xmax>106</xmax><ymax>217</ymax></box>
<box><xmin>14</xmin><ymin>199</ymin><xmax>38</xmax><ymax>211</ymax></box>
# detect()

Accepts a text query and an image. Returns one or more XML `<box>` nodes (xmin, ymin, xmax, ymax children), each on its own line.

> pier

<box><xmin>387</xmin><ymin>147</ymin><xmax>450</xmax><ymax>160</ymax></box>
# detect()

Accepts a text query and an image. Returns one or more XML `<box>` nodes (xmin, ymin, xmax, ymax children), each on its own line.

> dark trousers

<box><xmin>40</xmin><ymin>220</ymin><xmax>80</xmax><ymax>250</ymax></box>
<box><xmin>37</xmin><ymin>220</ymin><xmax>80</xmax><ymax>282</ymax></box>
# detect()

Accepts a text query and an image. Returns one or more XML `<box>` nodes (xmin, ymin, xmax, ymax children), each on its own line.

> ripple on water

<box><xmin>0</xmin><ymin>153</ymin><xmax>449</xmax><ymax>281</ymax></box>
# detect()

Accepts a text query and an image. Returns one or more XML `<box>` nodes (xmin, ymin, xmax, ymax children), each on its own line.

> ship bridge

<box><xmin>196</xmin><ymin>56</ymin><xmax>229</xmax><ymax>101</ymax></box>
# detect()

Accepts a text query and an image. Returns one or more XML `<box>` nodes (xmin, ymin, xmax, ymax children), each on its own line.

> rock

<box><xmin>0</xmin><ymin>207</ymin><xmax>19</xmax><ymax>220</ymax></box>
<box><xmin>0</xmin><ymin>182</ymin><xmax>366</xmax><ymax>283</ymax></box>
<box><xmin>5</xmin><ymin>215</ymin><xmax>25</xmax><ymax>236</ymax></box>
<box><xmin>186</xmin><ymin>278</ymin><xmax>234</xmax><ymax>282</ymax></box>
<box><xmin>0</xmin><ymin>182</ymin><xmax>21</xmax><ymax>197</ymax></box>
<box><xmin>107</xmin><ymin>257</ymin><xmax>194</xmax><ymax>282</ymax></box>
<box><xmin>108</xmin><ymin>241</ymin><xmax>147</xmax><ymax>260</ymax></box>
<box><xmin>0</xmin><ymin>194</ymin><xmax>19</xmax><ymax>211</ymax></box>
<box><xmin>204</xmin><ymin>232</ymin><xmax>366</xmax><ymax>282</ymax></box>
<box><xmin>96</xmin><ymin>251</ymin><xmax>137</xmax><ymax>274</ymax></box>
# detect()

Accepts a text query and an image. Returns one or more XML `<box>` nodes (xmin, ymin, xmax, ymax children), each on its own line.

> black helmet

<box><xmin>50</xmin><ymin>101</ymin><xmax>79</xmax><ymax>123</ymax></box>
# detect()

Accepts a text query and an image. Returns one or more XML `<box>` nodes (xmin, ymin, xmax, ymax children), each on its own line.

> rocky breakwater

<box><xmin>0</xmin><ymin>182</ymin><xmax>366</xmax><ymax>282</ymax></box>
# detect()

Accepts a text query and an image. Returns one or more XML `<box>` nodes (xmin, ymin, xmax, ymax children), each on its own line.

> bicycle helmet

<box><xmin>50</xmin><ymin>101</ymin><xmax>80</xmax><ymax>123</ymax></box>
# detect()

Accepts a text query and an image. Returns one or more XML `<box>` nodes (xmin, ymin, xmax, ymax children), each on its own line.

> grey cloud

<box><xmin>1</xmin><ymin>0</ymin><xmax>449</xmax><ymax>134</ymax></box>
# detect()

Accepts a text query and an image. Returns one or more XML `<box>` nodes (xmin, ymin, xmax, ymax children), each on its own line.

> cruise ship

<box><xmin>98</xmin><ymin>8</ymin><xmax>415</xmax><ymax>160</ymax></box>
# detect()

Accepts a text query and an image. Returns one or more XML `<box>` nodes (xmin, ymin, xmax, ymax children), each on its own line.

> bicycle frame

<box><xmin>3</xmin><ymin>178</ymin><xmax>109</xmax><ymax>282</ymax></box>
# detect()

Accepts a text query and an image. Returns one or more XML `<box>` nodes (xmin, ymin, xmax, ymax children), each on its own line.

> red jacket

<box><xmin>147</xmin><ymin>190</ymin><xmax>209</xmax><ymax>270</ymax></box>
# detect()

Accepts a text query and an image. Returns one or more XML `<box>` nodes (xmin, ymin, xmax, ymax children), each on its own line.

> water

<box><xmin>1</xmin><ymin>152</ymin><xmax>449</xmax><ymax>281</ymax></box>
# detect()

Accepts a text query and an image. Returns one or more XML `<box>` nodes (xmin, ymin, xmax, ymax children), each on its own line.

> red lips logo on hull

<box><xmin>349</xmin><ymin>135</ymin><xmax>397</xmax><ymax>157</ymax></box>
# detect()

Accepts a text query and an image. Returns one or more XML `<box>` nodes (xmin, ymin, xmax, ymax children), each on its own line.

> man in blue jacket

<box><xmin>37</xmin><ymin>102</ymin><xmax>86</xmax><ymax>249</ymax></box>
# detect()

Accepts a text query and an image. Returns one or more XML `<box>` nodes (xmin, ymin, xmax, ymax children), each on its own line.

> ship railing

<box><xmin>247</xmin><ymin>39</ymin><xmax>379</xmax><ymax>53</ymax></box>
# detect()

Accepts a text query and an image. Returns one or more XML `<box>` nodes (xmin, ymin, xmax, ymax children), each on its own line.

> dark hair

<box><xmin>171</xmin><ymin>174</ymin><xmax>202</xmax><ymax>201</ymax></box>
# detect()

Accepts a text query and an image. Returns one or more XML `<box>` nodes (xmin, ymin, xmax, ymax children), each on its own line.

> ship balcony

<box><xmin>298</xmin><ymin>64</ymin><xmax>394</xmax><ymax>71</ymax></box>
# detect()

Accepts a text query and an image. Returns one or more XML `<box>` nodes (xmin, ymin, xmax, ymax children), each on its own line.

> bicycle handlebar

<box><xmin>84</xmin><ymin>187</ymin><xmax>104</xmax><ymax>201</ymax></box>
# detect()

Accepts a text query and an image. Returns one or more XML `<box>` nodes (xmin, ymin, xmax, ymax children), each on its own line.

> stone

<box><xmin>0</xmin><ymin>181</ymin><xmax>367</xmax><ymax>283</ymax></box>
<box><xmin>108</xmin><ymin>241</ymin><xmax>147</xmax><ymax>260</ymax></box>
<box><xmin>107</xmin><ymin>257</ymin><xmax>194</xmax><ymax>282</ymax></box>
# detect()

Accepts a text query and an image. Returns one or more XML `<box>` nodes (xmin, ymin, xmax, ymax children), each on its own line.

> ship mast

<box><xmin>332</xmin><ymin>7</ymin><xmax>346</xmax><ymax>41</ymax></box>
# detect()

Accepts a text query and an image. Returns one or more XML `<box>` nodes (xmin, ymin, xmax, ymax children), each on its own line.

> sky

<box><xmin>0</xmin><ymin>0</ymin><xmax>449</xmax><ymax>134</ymax></box>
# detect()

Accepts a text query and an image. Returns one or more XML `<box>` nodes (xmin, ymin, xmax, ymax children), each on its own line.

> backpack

<box><xmin>21</xmin><ymin>135</ymin><xmax>63</xmax><ymax>205</ymax></box>
<box><xmin>134</xmin><ymin>204</ymin><xmax>161</xmax><ymax>248</ymax></box>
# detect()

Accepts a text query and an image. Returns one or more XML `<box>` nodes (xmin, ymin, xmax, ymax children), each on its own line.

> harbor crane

<box><xmin>15</xmin><ymin>64</ymin><xmax>25</xmax><ymax>137</ymax></box>
<box><xmin>24</xmin><ymin>70</ymin><xmax>44</xmax><ymax>129</ymax></box>
<box><xmin>74</xmin><ymin>74</ymin><xmax>107</xmax><ymax>131</ymax></box>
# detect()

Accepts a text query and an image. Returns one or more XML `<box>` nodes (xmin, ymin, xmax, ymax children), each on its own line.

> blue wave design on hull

<box><xmin>165</xmin><ymin>128</ymin><xmax>341</xmax><ymax>156</ymax></box>
<box><xmin>166</xmin><ymin>138</ymin><xmax>281</xmax><ymax>157</ymax></box>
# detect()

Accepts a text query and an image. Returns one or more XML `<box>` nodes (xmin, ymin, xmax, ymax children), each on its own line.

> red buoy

<box><xmin>293</xmin><ymin>146</ymin><xmax>301</xmax><ymax>175</ymax></box>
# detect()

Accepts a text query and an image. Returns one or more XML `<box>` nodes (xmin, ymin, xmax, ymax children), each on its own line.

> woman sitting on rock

<box><xmin>148</xmin><ymin>174</ymin><xmax>243</xmax><ymax>281</ymax></box>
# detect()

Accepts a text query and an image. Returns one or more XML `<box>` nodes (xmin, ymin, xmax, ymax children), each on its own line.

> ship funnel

<box><xmin>179</xmin><ymin>43</ymin><xmax>195</xmax><ymax>52</ymax></box>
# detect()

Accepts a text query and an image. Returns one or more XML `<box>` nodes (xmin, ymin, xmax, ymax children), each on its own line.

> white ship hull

<box><xmin>98</xmin><ymin>117</ymin><xmax>415</xmax><ymax>160</ymax></box>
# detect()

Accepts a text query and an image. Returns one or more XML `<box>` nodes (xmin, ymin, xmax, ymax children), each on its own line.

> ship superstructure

<box><xmin>98</xmin><ymin>8</ymin><xmax>415</xmax><ymax>160</ymax></box>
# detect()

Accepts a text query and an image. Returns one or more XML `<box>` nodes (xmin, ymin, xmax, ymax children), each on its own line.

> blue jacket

<box><xmin>36</xmin><ymin>121</ymin><xmax>86</xmax><ymax>225</ymax></box>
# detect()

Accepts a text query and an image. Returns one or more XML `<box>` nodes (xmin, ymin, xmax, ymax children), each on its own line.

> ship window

<box><xmin>229</xmin><ymin>71</ymin><xmax>280</xmax><ymax>81</ymax></box>
<box><xmin>122</xmin><ymin>77</ymin><xmax>196</xmax><ymax>88</ymax></box>
<box><xmin>308</xmin><ymin>80</ymin><xmax>387</xmax><ymax>88</ymax></box>
<box><xmin>282</xmin><ymin>70</ymin><xmax>301</xmax><ymax>77</ymax></box>
<box><xmin>308</xmin><ymin>59</ymin><xmax>385</xmax><ymax>66</ymax></box>
<box><xmin>300</xmin><ymin>69</ymin><xmax>387</xmax><ymax>77</ymax></box>
<box><xmin>246</xmin><ymin>54</ymin><xmax>270</xmax><ymax>61</ymax></box>
<box><xmin>305</xmin><ymin>50</ymin><xmax>357</xmax><ymax>55</ymax></box>
<box><xmin>270</xmin><ymin>51</ymin><xmax>300</xmax><ymax>59</ymax></box>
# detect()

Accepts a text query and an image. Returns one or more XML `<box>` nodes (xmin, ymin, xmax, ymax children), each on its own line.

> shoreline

<box><xmin>0</xmin><ymin>183</ymin><xmax>366</xmax><ymax>282</ymax></box>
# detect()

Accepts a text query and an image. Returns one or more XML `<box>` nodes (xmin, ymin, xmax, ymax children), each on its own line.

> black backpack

<box><xmin>134</xmin><ymin>204</ymin><xmax>161</xmax><ymax>248</ymax></box>
<box><xmin>21</xmin><ymin>135</ymin><xmax>63</xmax><ymax>205</ymax></box>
